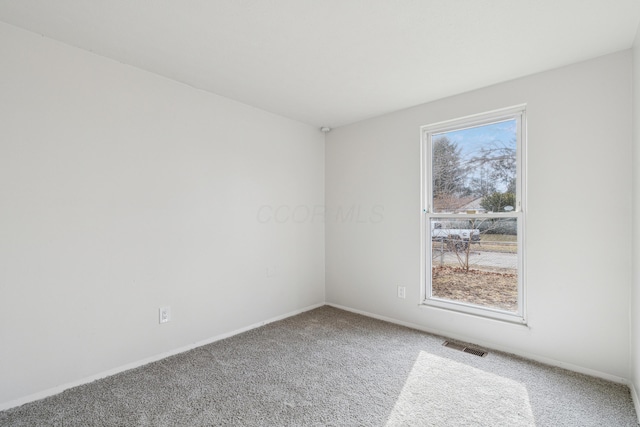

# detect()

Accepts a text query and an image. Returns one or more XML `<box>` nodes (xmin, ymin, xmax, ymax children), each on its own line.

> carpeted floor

<box><xmin>1</xmin><ymin>306</ymin><xmax>637</xmax><ymax>426</ymax></box>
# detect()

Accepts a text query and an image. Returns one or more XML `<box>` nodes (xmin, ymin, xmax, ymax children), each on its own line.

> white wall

<box><xmin>0</xmin><ymin>22</ymin><xmax>324</xmax><ymax>408</ymax></box>
<box><xmin>326</xmin><ymin>51</ymin><xmax>633</xmax><ymax>380</ymax></box>
<box><xmin>631</xmin><ymin>24</ymin><xmax>640</xmax><ymax>406</ymax></box>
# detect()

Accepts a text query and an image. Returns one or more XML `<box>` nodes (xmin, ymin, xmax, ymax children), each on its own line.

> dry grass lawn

<box><xmin>432</xmin><ymin>266</ymin><xmax>517</xmax><ymax>312</ymax></box>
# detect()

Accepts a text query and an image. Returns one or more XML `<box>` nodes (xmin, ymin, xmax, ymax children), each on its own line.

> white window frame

<box><xmin>420</xmin><ymin>105</ymin><xmax>527</xmax><ymax>324</ymax></box>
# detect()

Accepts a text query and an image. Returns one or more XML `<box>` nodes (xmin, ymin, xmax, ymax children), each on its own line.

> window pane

<box><xmin>432</xmin><ymin>119</ymin><xmax>517</xmax><ymax>214</ymax></box>
<box><xmin>430</xmin><ymin>217</ymin><xmax>518</xmax><ymax>313</ymax></box>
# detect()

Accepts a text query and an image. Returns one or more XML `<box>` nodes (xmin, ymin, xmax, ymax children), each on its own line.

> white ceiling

<box><xmin>1</xmin><ymin>1</ymin><xmax>639</xmax><ymax>128</ymax></box>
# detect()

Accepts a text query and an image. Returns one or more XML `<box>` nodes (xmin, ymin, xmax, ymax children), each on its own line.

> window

<box><xmin>421</xmin><ymin>106</ymin><xmax>526</xmax><ymax>323</ymax></box>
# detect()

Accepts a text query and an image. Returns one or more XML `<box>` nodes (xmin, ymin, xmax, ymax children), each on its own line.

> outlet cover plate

<box><xmin>159</xmin><ymin>306</ymin><xmax>171</xmax><ymax>324</ymax></box>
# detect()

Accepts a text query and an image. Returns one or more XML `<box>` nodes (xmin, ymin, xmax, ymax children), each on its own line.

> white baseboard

<box><xmin>326</xmin><ymin>303</ymin><xmax>630</xmax><ymax>386</ymax></box>
<box><xmin>0</xmin><ymin>302</ymin><xmax>324</xmax><ymax>412</ymax></box>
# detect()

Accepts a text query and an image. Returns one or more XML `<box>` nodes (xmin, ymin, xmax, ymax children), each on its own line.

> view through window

<box><xmin>422</xmin><ymin>107</ymin><xmax>525</xmax><ymax>322</ymax></box>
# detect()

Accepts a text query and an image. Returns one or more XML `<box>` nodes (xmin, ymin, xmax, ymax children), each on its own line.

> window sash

<box><xmin>420</xmin><ymin>105</ymin><xmax>526</xmax><ymax>324</ymax></box>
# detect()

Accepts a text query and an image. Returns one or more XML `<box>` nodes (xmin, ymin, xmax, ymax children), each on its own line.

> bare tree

<box><xmin>432</xmin><ymin>136</ymin><xmax>466</xmax><ymax>211</ymax></box>
<box><xmin>466</xmin><ymin>140</ymin><xmax>516</xmax><ymax>195</ymax></box>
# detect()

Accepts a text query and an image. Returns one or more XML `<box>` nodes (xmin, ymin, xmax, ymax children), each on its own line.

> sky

<box><xmin>433</xmin><ymin>118</ymin><xmax>517</xmax><ymax>194</ymax></box>
<box><xmin>435</xmin><ymin>119</ymin><xmax>517</xmax><ymax>160</ymax></box>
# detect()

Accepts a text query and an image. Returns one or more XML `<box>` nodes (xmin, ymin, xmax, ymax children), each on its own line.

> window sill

<box><xmin>420</xmin><ymin>298</ymin><xmax>527</xmax><ymax>325</ymax></box>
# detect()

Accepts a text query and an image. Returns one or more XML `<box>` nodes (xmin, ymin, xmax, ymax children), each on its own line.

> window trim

<box><xmin>420</xmin><ymin>105</ymin><xmax>527</xmax><ymax>324</ymax></box>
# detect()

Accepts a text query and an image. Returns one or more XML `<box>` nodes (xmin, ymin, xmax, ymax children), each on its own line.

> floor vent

<box><xmin>442</xmin><ymin>340</ymin><xmax>488</xmax><ymax>357</ymax></box>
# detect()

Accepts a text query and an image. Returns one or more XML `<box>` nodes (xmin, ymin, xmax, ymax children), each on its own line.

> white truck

<box><xmin>431</xmin><ymin>221</ymin><xmax>480</xmax><ymax>251</ymax></box>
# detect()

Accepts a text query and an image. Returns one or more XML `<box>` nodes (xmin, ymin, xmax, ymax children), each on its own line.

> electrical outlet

<box><xmin>159</xmin><ymin>306</ymin><xmax>171</xmax><ymax>324</ymax></box>
<box><xmin>397</xmin><ymin>286</ymin><xmax>406</xmax><ymax>299</ymax></box>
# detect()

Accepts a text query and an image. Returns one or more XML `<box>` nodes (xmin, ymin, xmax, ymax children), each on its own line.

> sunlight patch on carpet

<box><xmin>386</xmin><ymin>352</ymin><xmax>535</xmax><ymax>426</ymax></box>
